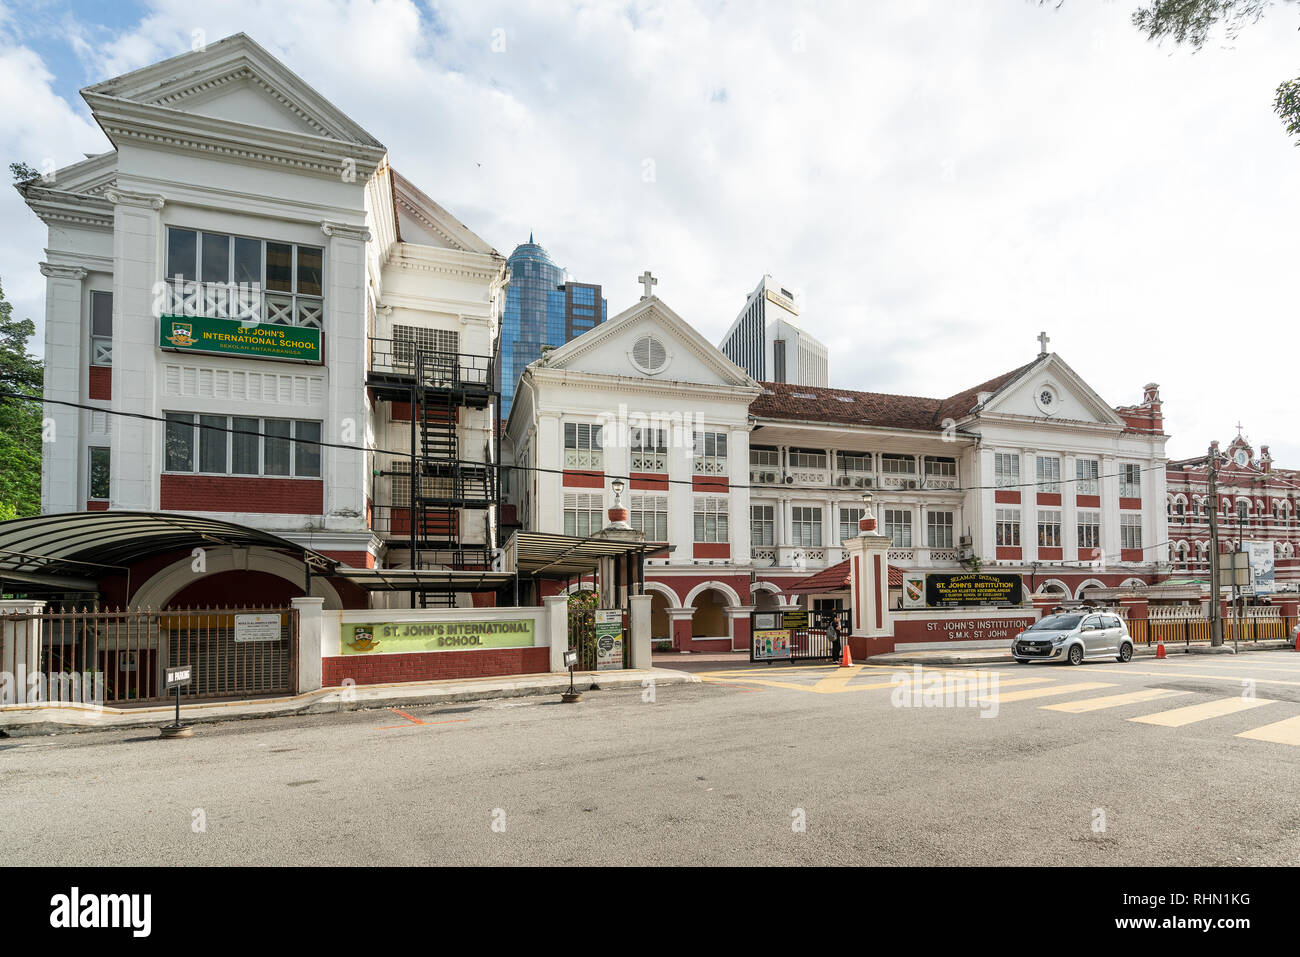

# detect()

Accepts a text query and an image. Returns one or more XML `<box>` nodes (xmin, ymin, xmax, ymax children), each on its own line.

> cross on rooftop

<box><xmin>638</xmin><ymin>270</ymin><xmax>658</xmax><ymax>300</ymax></box>
<box><xmin>1037</xmin><ymin>331</ymin><xmax>1050</xmax><ymax>356</ymax></box>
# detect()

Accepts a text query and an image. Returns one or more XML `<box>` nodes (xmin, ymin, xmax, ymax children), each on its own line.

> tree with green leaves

<box><xmin>0</xmin><ymin>279</ymin><xmax>43</xmax><ymax>518</ymax></box>
<box><xmin>1130</xmin><ymin>0</ymin><xmax>1300</xmax><ymax>145</ymax></box>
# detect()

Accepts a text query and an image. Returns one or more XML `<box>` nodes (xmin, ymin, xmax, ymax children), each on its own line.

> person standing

<box><xmin>826</xmin><ymin>612</ymin><xmax>841</xmax><ymax>661</ymax></box>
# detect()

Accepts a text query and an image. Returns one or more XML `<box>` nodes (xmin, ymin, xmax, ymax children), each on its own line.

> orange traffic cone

<box><xmin>839</xmin><ymin>641</ymin><xmax>853</xmax><ymax>667</ymax></box>
<box><xmin>1155</xmin><ymin>641</ymin><xmax>1166</xmax><ymax>659</ymax></box>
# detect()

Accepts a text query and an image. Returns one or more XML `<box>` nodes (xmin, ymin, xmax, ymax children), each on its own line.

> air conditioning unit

<box><xmin>763</xmin><ymin>472</ymin><xmax>777</xmax><ymax>484</ymax></box>
<box><xmin>959</xmin><ymin>535</ymin><xmax>972</xmax><ymax>548</ymax></box>
<box><xmin>958</xmin><ymin>545</ymin><xmax>974</xmax><ymax>561</ymax></box>
<box><xmin>901</xmin><ymin>480</ymin><xmax>917</xmax><ymax>489</ymax></box>
<box><xmin>839</xmin><ymin>476</ymin><xmax>852</xmax><ymax>487</ymax></box>
<box><xmin>855</xmin><ymin>477</ymin><xmax>872</xmax><ymax>488</ymax></box>
<box><xmin>784</xmin><ymin>474</ymin><xmax>795</xmax><ymax>484</ymax></box>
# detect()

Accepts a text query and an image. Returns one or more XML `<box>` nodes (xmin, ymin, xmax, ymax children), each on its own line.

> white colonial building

<box><xmin>506</xmin><ymin>294</ymin><xmax>1171</xmax><ymax>650</ymax></box>
<box><xmin>18</xmin><ymin>34</ymin><xmax>506</xmax><ymax>608</ymax></box>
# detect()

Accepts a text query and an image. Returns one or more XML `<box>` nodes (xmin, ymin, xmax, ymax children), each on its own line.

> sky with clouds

<box><xmin>2</xmin><ymin>0</ymin><xmax>1298</xmax><ymax>463</ymax></box>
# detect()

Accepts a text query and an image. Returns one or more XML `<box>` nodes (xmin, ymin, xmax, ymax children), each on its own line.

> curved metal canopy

<box><xmin>0</xmin><ymin>511</ymin><xmax>338</xmax><ymax>588</ymax></box>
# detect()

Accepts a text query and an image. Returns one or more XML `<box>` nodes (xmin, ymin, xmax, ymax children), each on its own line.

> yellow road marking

<box><xmin>1130</xmin><ymin>696</ymin><xmax>1277</xmax><ymax>727</ymax></box>
<box><xmin>977</xmin><ymin>682</ymin><xmax>1115</xmax><ymax>704</ymax></box>
<box><xmin>702</xmin><ymin>671</ymin><xmax>1056</xmax><ymax>695</ymax></box>
<box><xmin>811</xmin><ymin>665</ymin><xmax>869</xmax><ymax>693</ymax></box>
<box><xmin>1042</xmin><ymin>688</ymin><xmax>1189</xmax><ymax>713</ymax></box>
<box><xmin>1236</xmin><ymin>715</ymin><xmax>1300</xmax><ymax>746</ymax></box>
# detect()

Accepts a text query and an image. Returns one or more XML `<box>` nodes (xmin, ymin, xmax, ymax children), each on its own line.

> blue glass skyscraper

<box><xmin>499</xmin><ymin>236</ymin><xmax>607</xmax><ymax>418</ymax></box>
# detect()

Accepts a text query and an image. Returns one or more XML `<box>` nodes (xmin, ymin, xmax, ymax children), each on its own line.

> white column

<box><xmin>38</xmin><ymin>264</ymin><xmax>86</xmax><ymax>513</ymax></box>
<box><xmin>321</xmin><ymin>222</ymin><xmax>371</xmax><ymax>532</ymax></box>
<box><xmin>1</xmin><ymin>600</ymin><xmax>45</xmax><ymax>704</ymax></box>
<box><xmin>1101</xmin><ymin>454</ymin><xmax>1120</xmax><ymax>568</ymax></box>
<box><xmin>730</xmin><ymin>427</ymin><xmax>751</xmax><ymax>566</ymax></box>
<box><xmin>1063</xmin><ymin>453</ymin><xmax>1078</xmax><ymax>560</ymax></box>
<box><xmin>1021</xmin><ymin>450</ymin><xmax>1037</xmax><ymax>564</ymax></box>
<box><xmin>627</xmin><ymin>593</ymin><xmax>653</xmax><ymax>669</ymax></box>
<box><xmin>291</xmin><ymin>597</ymin><xmax>325</xmax><ymax>693</ymax></box>
<box><xmin>843</xmin><ymin>531</ymin><xmax>892</xmax><ymax>638</ymax></box>
<box><xmin>106</xmin><ymin>189</ymin><xmax>166</xmax><ymax>511</ymax></box>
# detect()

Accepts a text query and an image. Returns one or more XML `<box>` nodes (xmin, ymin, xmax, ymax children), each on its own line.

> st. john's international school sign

<box><xmin>341</xmin><ymin>618</ymin><xmax>536</xmax><ymax>655</ymax></box>
<box><xmin>160</xmin><ymin>314</ymin><xmax>321</xmax><ymax>363</ymax></box>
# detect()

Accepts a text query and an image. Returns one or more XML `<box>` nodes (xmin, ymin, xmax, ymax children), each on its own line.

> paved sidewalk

<box><xmin>870</xmin><ymin>639</ymin><xmax>1294</xmax><ymax>666</ymax></box>
<box><xmin>0</xmin><ymin>667</ymin><xmax>699</xmax><ymax>737</ymax></box>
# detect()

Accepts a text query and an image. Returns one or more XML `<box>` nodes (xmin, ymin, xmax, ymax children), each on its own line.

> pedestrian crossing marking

<box><xmin>1236</xmin><ymin>714</ymin><xmax>1300</xmax><ymax>746</ymax></box>
<box><xmin>1130</xmin><ymin>696</ymin><xmax>1277</xmax><ymax>727</ymax></box>
<box><xmin>976</xmin><ymin>682</ymin><xmax>1115</xmax><ymax>704</ymax></box>
<box><xmin>1042</xmin><ymin>688</ymin><xmax>1189</xmax><ymax>713</ymax></box>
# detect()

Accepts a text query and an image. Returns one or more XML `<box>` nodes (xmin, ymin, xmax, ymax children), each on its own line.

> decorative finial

<box><xmin>638</xmin><ymin>270</ymin><xmax>658</xmax><ymax>300</ymax></box>
<box><xmin>1037</xmin><ymin>330</ymin><xmax>1050</xmax><ymax>357</ymax></box>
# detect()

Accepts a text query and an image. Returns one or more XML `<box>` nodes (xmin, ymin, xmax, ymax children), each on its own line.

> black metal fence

<box><xmin>0</xmin><ymin>606</ymin><xmax>297</xmax><ymax>707</ymax></box>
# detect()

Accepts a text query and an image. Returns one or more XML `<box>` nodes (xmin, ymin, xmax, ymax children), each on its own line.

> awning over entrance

<box><xmin>331</xmin><ymin>567</ymin><xmax>516</xmax><ymax>592</ymax></box>
<box><xmin>785</xmin><ymin>559</ymin><xmax>904</xmax><ymax>595</ymax></box>
<box><xmin>0</xmin><ymin>511</ymin><xmax>339</xmax><ymax>592</ymax></box>
<box><xmin>503</xmin><ymin>530</ymin><xmax>666</xmax><ymax>578</ymax></box>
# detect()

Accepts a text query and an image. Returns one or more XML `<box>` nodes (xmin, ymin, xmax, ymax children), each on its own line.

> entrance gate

<box><xmin>749</xmin><ymin>609</ymin><xmax>835</xmax><ymax>664</ymax></box>
<box><xmin>0</xmin><ymin>606</ymin><xmax>298</xmax><ymax>707</ymax></box>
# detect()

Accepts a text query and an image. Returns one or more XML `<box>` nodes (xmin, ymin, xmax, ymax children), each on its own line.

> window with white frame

<box><xmin>788</xmin><ymin>448</ymin><xmax>827</xmax><ymax>470</ymax></box>
<box><xmin>89</xmin><ymin>446</ymin><xmax>110</xmax><ymax>500</ymax></box>
<box><xmin>924</xmin><ymin>457</ymin><xmax>957</xmax><ymax>481</ymax></box>
<box><xmin>995</xmin><ymin>452</ymin><xmax>1020</xmax><ymax>488</ymax></box>
<box><xmin>90</xmin><ymin>290</ymin><xmax>113</xmax><ymax>365</ymax></box>
<box><xmin>750</xmin><ymin>446</ymin><xmax>779</xmax><ymax>470</ymax></box>
<box><xmin>165</xmin><ymin>226</ymin><xmax>323</xmax><ymax>328</ymax></box>
<box><xmin>1078</xmin><ymin>510</ymin><xmax>1101</xmax><ymax>550</ymax></box>
<box><xmin>836</xmin><ymin>451</ymin><xmax>872</xmax><ymax>473</ymax></box>
<box><xmin>563</xmin><ymin>422</ymin><xmax>603</xmax><ymax>470</ymax></box>
<box><xmin>1037</xmin><ymin>509</ymin><xmax>1062</xmax><ymax>548</ymax></box>
<box><xmin>629</xmin><ymin>426</ymin><xmax>668</xmax><ymax>472</ymax></box>
<box><xmin>839</xmin><ymin>507</ymin><xmax>865</xmax><ymax>542</ymax></box>
<box><xmin>1120</xmin><ymin>463</ymin><xmax>1142</xmax><ymax>498</ymax></box>
<box><xmin>1120</xmin><ymin>513</ymin><xmax>1143</xmax><ymax>550</ymax></box>
<box><xmin>692</xmin><ymin>431</ymin><xmax>728</xmax><ymax>474</ymax></box>
<box><xmin>563</xmin><ymin>492</ymin><xmax>604</xmax><ymax>537</ymax></box>
<box><xmin>884</xmin><ymin>508</ymin><xmax>912</xmax><ymax>547</ymax></box>
<box><xmin>1036</xmin><ymin>455</ymin><xmax>1061</xmax><ymax>493</ymax></box>
<box><xmin>996</xmin><ymin>507</ymin><xmax>1021</xmax><ymax>547</ymax></box>
<box><xmin>164</xmin><ymin>413</ymin><xmax>321</xmax><ymax>477</ymax></box>
<box><xmin>1075</xmin><ymin>458</ymin><xmax>1099</xmax><ymax>495</ymax></box>
<box><xmin>393</xmin><ymin>325</ymin><xmax>458</xmax><ymax>372</ymax></box>
<box><xmin>927</xmin><ymin>510</ymin><xmax>954</xmax><ymax>548</ymax></box>
<box><xmin>880</xmin><ymin>454</ymin><xmax>915</xmax><ymax>475</ymax></box>
<box><xmin>751</xmin><ymin>505</ymin><xmax>775</xmax><ymax>547</ymax></box>
<box><xmin>694</xmin><ymin>496</ymin><xmax>729</xmax><ymax>542</ymax></box>
<box><xmin>630</xmin><ymin>493</ymin><xmax>668</xmax><ymax>541</ymax></box>
<box><xmin>791</xmin><ymin>506</ymin><xmax>823</xmax><ymax>547</ymax></box>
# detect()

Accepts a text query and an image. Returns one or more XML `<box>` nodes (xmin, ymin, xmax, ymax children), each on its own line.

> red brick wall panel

<box><xmin>322</xmin><ymin>647</ymin><xmax>551</xmax><ymax>686</ymax></box>
<box><xmin>160</xmin><ymin>475</ymin><xmax>323</xmax><ymax>514</ymax></box>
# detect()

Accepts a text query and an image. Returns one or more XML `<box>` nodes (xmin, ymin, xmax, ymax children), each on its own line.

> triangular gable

<box><xmin>975</xmin><ymin>354</ymin><xmax>1126</xmax><ymax>427</ymax></box>
<box><xmin>539</xmin><ymin>295</ymin><xmax>759</xmax><ymax>390</ymax></box>
<box><xmin>81</xmin><ymin>33</ymin><xmax>383</xmax><ymax>147</ymax></box>
<box><xmin>391</xmin><ymin>169</ymin><xmax>498</xmax><ymax>256</ymax></box>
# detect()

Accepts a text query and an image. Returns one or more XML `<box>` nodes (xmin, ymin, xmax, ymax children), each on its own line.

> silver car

<box><xmin>1012</xmin><ymin>612</ymin><xmax>1135</xmax><ymax>665</ymax></box>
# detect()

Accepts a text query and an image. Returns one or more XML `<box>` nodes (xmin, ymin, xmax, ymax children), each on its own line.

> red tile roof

<box><xmin>785</xmin><ymin>559</ymin><xmax>904</xmax><ymax>594</ymax></box>
<box><xmin>750</xmin><ymin>359</ymin><xmax>1040</xmax><ymax>432</ymax></box>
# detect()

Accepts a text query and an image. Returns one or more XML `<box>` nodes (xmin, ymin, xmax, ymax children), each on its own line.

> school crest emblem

<box><xmin>165</xmin><ymin>321</ymin><xmax>195</xmax><ymax>347</ymax></box>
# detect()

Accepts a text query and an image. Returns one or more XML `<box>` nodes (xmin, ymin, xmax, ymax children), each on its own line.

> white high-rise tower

<box><xmin>719</xmin><ymin>275</ymin><xmax>828</xmax><ymax>386</ymax></box>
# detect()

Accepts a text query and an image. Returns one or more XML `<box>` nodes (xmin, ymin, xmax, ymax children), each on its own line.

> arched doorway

<box><xmin>691</xmin><ymin>587</ymin><xmax>729</xmax><ymax>638</ymax></box>
<box><xmin>650</xmin><ymin>590</ymin><xmax>672</xmax><ymax>639</ymax></box>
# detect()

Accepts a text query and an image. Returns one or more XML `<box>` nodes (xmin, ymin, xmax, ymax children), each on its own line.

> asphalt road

<box><xmin>3</xmin><ymin>651</ymin><xmax>1300</xmax><ymax>866</ymax></box>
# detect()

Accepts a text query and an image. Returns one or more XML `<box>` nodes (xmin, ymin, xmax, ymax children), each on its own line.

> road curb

<box><xmin>0</xmin><ymin>669</ymin><xmax>700</xmax><ymax>737</ymax></box>
<box><xmin>868</xmin><ymin>640</ymin><xmax>1293</xmax><ymax>667</ymax></box>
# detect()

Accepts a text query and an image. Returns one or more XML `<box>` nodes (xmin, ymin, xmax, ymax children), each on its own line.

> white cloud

<box><xmin>4</xmin><ymin>0</ymin><xmax>1299</xmax><ymax>462</ymax></box>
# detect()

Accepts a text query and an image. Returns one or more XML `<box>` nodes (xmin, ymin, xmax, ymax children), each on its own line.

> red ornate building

<box><xmin>1165</xmin><ymin>432</ymin><xmax>1300</xmax><ymax>592</ymax></box>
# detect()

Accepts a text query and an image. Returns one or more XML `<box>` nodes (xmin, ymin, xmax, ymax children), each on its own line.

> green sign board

<box><xmin>340</xmin><ymin>618</ymin><xmax>535</xmax><ymax>655</ymax></box>
<box><xmin>159</xmin><ymin>314</ymin><xmax>321</xmax><ymax>363</ymax></box>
